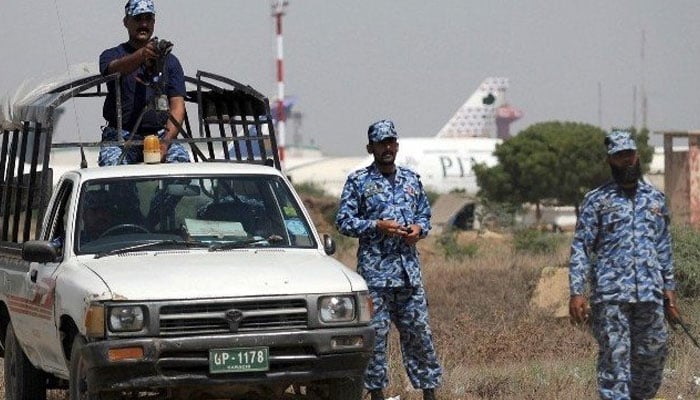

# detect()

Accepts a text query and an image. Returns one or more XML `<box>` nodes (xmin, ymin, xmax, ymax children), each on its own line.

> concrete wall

<box><xmin>663</xmin><ymin>131</ymin><xmax>700</xmax><ymax>228</ymax></box>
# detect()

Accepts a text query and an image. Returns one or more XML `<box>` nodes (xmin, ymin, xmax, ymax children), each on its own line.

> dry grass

<box><xmin>344</xmin><ymin>231</ymin><xmax>700</xmax><ymax>400</ymax></box>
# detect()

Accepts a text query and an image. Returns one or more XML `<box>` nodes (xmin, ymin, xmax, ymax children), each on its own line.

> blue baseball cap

<box><xmin>368</xmin><ymin>119</ymin><xmax>398</xmax><ymax>143</ymax></box>
<box><xmin>605</xmin><ymin>130</ymin><xmax>637</xmax><ymax>155</ymax></box>
<box><xmin>125</xmin><ymin>0</ymin><xmax>155</xmax><ymax>16</ymax></box>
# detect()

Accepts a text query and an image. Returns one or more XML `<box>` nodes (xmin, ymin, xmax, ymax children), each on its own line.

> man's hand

<box><xmin>106</xmin><ymin>41</ymin><xmax>158</xmax><ymax>76</ymax></box>
<box><xmin>569</xmin><ymin>295</ymin><xmax>589</xmax><ymax>325</ymax></box>
<box><xmin>404</xmin><ymin>224</ymin><xmax>421</xmax><ymax>245</ymax></box>
<box><xmin>140</xmin><ymin>41</ymin><xmax>158</xmax><ymax>65</ymax></box>
<box><xmin>376</xmin><ymin>219</ymin><xmax>408</xmax><ymax>237</ymax></box>
<box><xmin>376</xmin><ymin>220</ymin><xmax>421</xmax><ymax>244</ymax></box>
<box><xmin>664</xmin><ymin>290</ymin><xmax>681</xmax><ymax>324</ymax></box>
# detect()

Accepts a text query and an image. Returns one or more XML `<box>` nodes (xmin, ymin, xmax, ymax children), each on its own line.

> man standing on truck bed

<box><xmin>99</xmin><ymin>0</ymin><xmax>190</xmax><ymax>165</ymax></box>
<box><xmin>336</xmin><ymin>120</ymin><xmax>442</xmax><ymax>400</ymax></box>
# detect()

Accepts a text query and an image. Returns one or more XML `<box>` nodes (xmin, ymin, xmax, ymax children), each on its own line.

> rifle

<box><xmin>671</xmin><ymin>318</ymin><xmax>700</xmax><ymax>350</ymax></box>
<box><xmin>664</xmin><ymin>296</ymin><xmax>700</xmax><ymax>350</ymax></box>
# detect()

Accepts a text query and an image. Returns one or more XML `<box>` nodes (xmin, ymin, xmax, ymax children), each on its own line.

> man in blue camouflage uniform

<box><xmin>98</xmin><ymin>0</ymin><xmax>190</xmax><ymax>166</ymax></box>
<box><xmin>336</xmin><ymin>120</ymin><xmax>442</xmax><ymax>400</ymax></box>
<box><xmin>569</xmin><ymin>130</ymin><xmax>681</xmax><ymax>400</ymax></box>
<box><xmin>97</xmin><ymin>0</ymin><xmax>189</xmax><ymax>229</ymax></box>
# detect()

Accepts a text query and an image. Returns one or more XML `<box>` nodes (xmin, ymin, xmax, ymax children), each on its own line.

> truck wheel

<box><xmin>69</xmin><ymin>336</ymin><xmax>99</xmax><ymax>400</ymax></box>
<box><xmin>4</xmin><ymin>322</ymin><xmax>47</xmax><ymax>400</ymax></box>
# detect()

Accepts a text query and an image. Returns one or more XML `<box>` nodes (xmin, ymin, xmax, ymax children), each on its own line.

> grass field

<box><xmin>376</xmin><ymin>232</ymin><xmax>700</xmax><ymax>400</ymax></box>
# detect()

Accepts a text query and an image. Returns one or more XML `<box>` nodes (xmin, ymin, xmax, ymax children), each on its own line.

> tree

<box><xmin>550</xmin><ymin>123</ymin><xmax>609</xmax><ymax>211</ymax></box>
<box><xmin>474</xmin><ymin>121</ymin><xmax>652</xmax><ymax>219</ymax></box>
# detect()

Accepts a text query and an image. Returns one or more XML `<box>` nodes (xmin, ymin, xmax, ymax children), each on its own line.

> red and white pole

<box><xmin>272</xmin><ymin>1</ymin><xmax>288</xmax><ymax>168</ymax></box>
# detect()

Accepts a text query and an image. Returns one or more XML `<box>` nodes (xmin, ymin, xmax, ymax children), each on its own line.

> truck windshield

<box><xmin>75</xmin><ymin>175</ymin><xmax>315</xmax><ymax>255</ymax></box>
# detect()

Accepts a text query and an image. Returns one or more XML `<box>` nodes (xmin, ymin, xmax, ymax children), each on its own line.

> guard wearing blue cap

<box><xmin>98</xmin><ymin>0</ymin><xmax>190</xmax><ymax>165</ymax></box>
<box><xmin>366</xmin><ymin>119</ymin><xmax>399</xmax><ymax>143</ymax></box>
<box><xmin>569</xmin><ymin>130</ymin><xmax>680</xmax><ymax>400</ymax></box>
<box><xmin>336</xmin><ymin>120</ymin><xmax>443</xmax><ymax>400</ymax></box>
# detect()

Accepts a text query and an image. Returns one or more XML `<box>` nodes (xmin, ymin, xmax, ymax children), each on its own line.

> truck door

<box><xmin>20</xmin><ymin>179</ymin><xmax>74</xmax><ymax>372</ymax></box>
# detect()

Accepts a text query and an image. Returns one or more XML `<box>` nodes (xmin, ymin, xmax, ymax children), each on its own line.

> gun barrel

<box><xmin>678</xmin><ymin>319</ymin><xmax>700</xmax><ymax>350</ymax></box>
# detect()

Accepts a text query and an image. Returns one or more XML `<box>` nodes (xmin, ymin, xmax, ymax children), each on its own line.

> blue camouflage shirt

<box><xmin>569</xmin><ymin>180</ymin><xmax>675</xmax><ymax>304</ymax></box>
<box><xmin>336</xmin><ymin>163</ymin><xmax>431</xmax><ymax>288</ymax></box>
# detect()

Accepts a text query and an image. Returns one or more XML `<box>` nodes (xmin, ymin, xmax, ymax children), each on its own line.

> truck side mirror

<box><xmin>22</xmin><ymin>240</ymin><xmax>58</xmax><ymax>263</ymax></box>
<box><xmin>322</xmin><ymin>234</ymin><xmax>336</xmax><ymax>255</ymax></box>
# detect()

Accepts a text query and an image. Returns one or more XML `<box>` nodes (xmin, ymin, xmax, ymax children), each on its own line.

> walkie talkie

<box><xmin>400</xmin><ymin>210</ymin><xmax>413</xmax><ymax>234</ymax></box>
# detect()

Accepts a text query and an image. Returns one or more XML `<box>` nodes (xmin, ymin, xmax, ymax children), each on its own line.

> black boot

<box><xmin>423</xmin><ymin>388</ymin><xmax>436</xmax><ymax>400</ymax></box>
<box><xmin>369</xmin><ymin>389</ymin><xmax>384</xmax><ymax>400</ymax></box>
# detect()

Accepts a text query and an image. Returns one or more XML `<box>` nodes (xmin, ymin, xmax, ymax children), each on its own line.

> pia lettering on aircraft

<box><xmin>438</xmin><ymin>155</ymin><xmax>476</xmax><ymax>178</ymax></box>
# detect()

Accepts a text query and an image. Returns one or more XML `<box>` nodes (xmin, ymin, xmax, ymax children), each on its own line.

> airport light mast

<box><xmin>272</xmin><ymin>0</ymin><xmax>288</xmax><ymax>168</ymax></box>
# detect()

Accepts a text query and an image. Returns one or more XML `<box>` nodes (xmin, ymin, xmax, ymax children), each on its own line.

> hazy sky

<box><xmin>2</xmin><ymin>1</ymin><xmax>699</xmax><ymax>156</ymax></box>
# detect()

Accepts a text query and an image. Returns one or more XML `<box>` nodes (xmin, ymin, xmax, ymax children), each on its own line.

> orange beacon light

<box><xmin>143</xmin><ymin>135</ymin><xmax>160</xmax><ymax>164</ymax></box>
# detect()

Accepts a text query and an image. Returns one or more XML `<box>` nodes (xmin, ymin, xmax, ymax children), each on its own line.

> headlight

<box><xmin>108</xmin><ymin>306</ymin><xmax>146</xmax><ymax>332</ymax></box>
<box><xmin>319</xmin><ymin>296</ymin><xmax>355</xmax><ymax>323</ymax></box>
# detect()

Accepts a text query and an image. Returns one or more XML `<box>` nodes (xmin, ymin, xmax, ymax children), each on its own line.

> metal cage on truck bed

<box><xmin>0</xmin><ymin>70</ymin><xmax>281</xmax><ymax>245</ymax></box>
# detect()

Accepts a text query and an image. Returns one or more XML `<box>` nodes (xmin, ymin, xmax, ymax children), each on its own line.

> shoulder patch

<box><xmin>406</xmin><ymin>184</ymin><xmax>416</xmax><ymax>197</ymax></box>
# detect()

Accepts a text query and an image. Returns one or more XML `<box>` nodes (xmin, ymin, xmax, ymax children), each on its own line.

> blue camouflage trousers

<box><xmin>591</xmin><ymin>302</ymin><xmax>668</xmax><ymax>400</ymax></box>
<box><xmin>98</xmin><ymin>127</ymin><xmax>190</xmax><ymax>166</ymax></box>
<box><xmin>365</xmin><ymin>286</ymin><xmax>442</xmax><ymax>391</ymax></box>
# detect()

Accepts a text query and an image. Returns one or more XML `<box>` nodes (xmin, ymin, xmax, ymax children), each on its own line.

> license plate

<box><xmin>209</xmin><ymin>347</ymin><xmax>269</xmax><ymax>374</ymax></box>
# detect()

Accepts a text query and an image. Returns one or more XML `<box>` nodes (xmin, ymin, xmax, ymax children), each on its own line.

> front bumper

<box><xmin>82</xmin><ymin>327</ymin><xmax>374</xmax><ymax>393</ymax></box>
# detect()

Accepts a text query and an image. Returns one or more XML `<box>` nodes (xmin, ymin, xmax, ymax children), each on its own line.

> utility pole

<box><xmin>272</xmin><ymin>0</ymin><xmax>288</xmax><ymax>168</ymax></box>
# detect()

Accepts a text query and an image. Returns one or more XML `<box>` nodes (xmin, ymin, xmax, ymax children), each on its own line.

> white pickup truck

<box><xmin>0</xmin><ymin>71</ymin><xmax>373</xmax><ymax>399</ymax></box>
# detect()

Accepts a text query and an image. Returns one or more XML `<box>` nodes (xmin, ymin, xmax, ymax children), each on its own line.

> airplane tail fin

<box><xmin>436</xmin><ymin>77</ymin><xmax>521</xmax><ymax>139</ymax></box>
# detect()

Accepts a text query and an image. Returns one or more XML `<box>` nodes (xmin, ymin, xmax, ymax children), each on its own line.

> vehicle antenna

<box><xmin>52</xmin><ymin>0</ymin><xmax>86</xmax><ymax>165</ymax></box>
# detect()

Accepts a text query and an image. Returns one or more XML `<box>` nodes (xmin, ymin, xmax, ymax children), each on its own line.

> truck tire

<box><xmin>69</xmin><ymin>336</ymin><xmax>99</xmax><ymax>400</ymax></box>
<box><xmin>4</xmin><ymin>322</ymin><xmax>47</xmax><ymax>400</ymax></box>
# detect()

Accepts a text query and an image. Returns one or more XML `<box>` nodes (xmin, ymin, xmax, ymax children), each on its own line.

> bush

<box><xmin>672</xmin><ymin>225</ymin><xmax>700</xmax><ymax>298</ymax></box>
<box><xmin>513</xmin><ymin>229</ymin><xmax>562</xmax><ymax>255</ymax></box>
<box><xmin>437</xmin><ymin>231</ymin><xmax>478</xmax><ymax>260</ymax></box>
